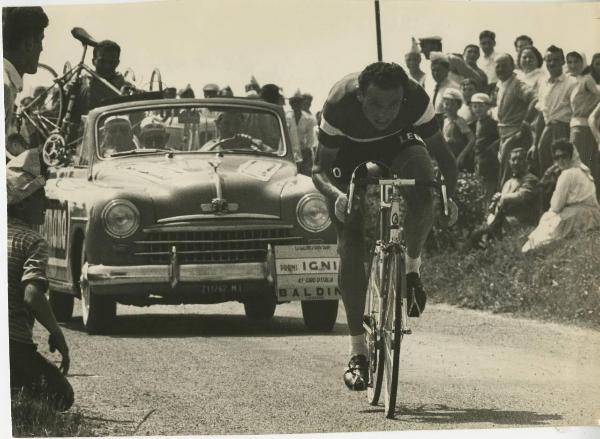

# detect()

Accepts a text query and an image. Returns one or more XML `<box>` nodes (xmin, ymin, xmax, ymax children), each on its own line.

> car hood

<box><xmin>92</xmin><ymin>154</ymin><xmax>297</xmax><ymax>220</ymax></box>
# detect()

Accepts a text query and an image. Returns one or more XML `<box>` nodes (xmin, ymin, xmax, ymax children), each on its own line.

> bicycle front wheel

<box><xmin>364</xmin><ymin>246</ymin><xmax>385</xmax><ymax>405</ymax></box>
<box><xmin>382</xmin><ymin>245</ymin><xmax>406</xmax><ymax>419</ymax></box>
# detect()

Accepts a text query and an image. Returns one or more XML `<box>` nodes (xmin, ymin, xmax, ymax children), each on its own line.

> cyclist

<box><xmin>312</xmin><ymin>62</ymin><xmax>458</xmax><ymax>390</ymax></box>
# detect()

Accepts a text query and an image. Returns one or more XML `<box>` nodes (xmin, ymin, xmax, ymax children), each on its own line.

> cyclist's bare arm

<box><xmin>312</xmin><ymin>142</ymin><xmax>344</xmax><ymax>203</ymax></box>
<box><xmin>422</xmin><ymin>131</ymin><xmax>458</xmax><ymax>196</ymax></box>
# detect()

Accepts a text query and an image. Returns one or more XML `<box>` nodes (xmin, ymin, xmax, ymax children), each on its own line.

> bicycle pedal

<box><xmin>401</xmin><ymin>329</ymin><xmax>412</xmax><ymax>335</ymax></box>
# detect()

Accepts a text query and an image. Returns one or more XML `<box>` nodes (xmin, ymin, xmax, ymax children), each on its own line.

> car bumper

<box><xmin>82</xmin><ymin>261</ymin><xmax>273</xmax><ymax>295</ymax></box>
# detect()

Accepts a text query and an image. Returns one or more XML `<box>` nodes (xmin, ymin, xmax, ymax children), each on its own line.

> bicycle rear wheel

<box><xmin>364</xmin><ymin>246</ymin><xmax>385</xmax><ymax>405</ymax></box>
<box><xmin>382</xmin><ymin>245</ymin><xmax>406</xmax><ymax>419</ymax></box>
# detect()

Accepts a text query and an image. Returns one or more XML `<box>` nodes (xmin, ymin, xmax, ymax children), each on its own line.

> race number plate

<box><xmin>274</xmin><ymin>244</ymin><xmax>340</xmax><ymax>301</ymax></box>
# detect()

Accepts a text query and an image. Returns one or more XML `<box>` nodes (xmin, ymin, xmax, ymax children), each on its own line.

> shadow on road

<box><xmin>64</xmin><ymin>314</ymin><xmax>348</xmax><ymax>338</ymax></box>
<box><xmin>361</xmin><ymin>403</ymin><xmax>562</xmax><ymax>425</ymax></box>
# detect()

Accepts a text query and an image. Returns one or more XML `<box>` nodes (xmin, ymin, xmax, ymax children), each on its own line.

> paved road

<box><xmin>31</xmin><ymin>301</ymin><xmax>600</xmax><ymax>436</ymax></box>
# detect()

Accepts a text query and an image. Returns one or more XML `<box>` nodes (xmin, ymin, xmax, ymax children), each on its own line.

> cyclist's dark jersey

<box><xmin>318</xmin><ymin>72</ymin><xmax>439</xmax><ymax>185</ymax></box>
<box><xmin>319</xmin><ymin>72</ymin><xmax>438</xmax><ymax>148</ymax></box>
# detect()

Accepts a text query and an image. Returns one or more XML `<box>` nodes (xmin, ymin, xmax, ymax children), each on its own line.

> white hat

<box><xmin>470</xmin><ymin>92</ymin><xmax>491</xmax><ymax>104</ymax></box>
<box><xmin>442</xmin><ymin>88</ymin><xmax>463</xmax><ymax>101</ymax></box>
<box><xmin>6</xmin><ymin>149</ymin><xmax>46</xmax><ymax>205</ymax></box>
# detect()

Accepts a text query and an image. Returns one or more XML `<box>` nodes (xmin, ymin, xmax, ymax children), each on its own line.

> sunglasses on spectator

<box><xmin>553</xmin><ymin>153</ymin><xmax>569</xmax><ymax>161</ymax></box>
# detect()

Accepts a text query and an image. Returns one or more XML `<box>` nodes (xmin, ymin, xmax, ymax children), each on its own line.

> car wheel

<box><xmin>243</xmin><ymin>294</ymin><xmax>276</xmax><ymax>321</ymax></box>
<box><xmin>79</xmin><ymin>241</ymin><xmax>116</xmax><ymax>334</ymax></box>
<box><xmin>301</xmin><ymin>300</ymin><xmax>339</xmax><ymax>332</ymax></box>
<box><xmin>48</xmin><ymin>290</ymin><xmax>74</xmax><ymax>322</ymax></box>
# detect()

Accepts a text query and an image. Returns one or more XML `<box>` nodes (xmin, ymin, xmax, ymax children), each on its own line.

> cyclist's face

<box><xmin>358</xmin><ymin>84</ymin><xmax>404</xmax><ymax>131</ymax></box>
<box><xmin>94</xmin><ymin>49</ymin><xmax>120</xmax><ymax>78</ymax></box>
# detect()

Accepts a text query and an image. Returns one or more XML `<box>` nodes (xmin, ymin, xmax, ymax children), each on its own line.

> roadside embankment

<box><xmin>423</xmin><ymin>228</ymin><xmax>600</xmax><ymax>328</ymax></box>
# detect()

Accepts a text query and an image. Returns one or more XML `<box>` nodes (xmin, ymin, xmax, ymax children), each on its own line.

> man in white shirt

<box><xmin>478</xmin><ymin>30</ymin><xmax>499</xmax><ymax>90</ymax></box>
<box><xmin>289</xmin><ymin>92</ymin><xmax>316</xmax><ymax>175</ymax></box>
<box><xmin>531</xmin><ymin>45</ymin><xmax>578</xmax><ymax>176</ymax></box>
<box><xmin>3</xmin><ymin>7</ymin><xmax>49</xmax><ymax>155</ymax></box>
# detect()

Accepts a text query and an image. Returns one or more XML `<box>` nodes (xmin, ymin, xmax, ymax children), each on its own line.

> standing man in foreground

<box><xmin>3</xmin><ymin>6</ymin><xmax>48</xmax><ymax>150</ymax></box>
<box><xmin>312</xmin><ymin>62</ymin><xmax>457</xmax><ymax>390</ymax></box>
<box><xmin>7</xmin><ymin>150</ymin><xmax>74</xmax><ymax>411</ymax></box>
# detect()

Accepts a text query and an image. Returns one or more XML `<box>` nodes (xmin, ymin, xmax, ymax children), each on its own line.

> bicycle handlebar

<box><xmin>345</xmin><ymin>161</ymin><xmax>451</xmax><ymax>219</ymax></box>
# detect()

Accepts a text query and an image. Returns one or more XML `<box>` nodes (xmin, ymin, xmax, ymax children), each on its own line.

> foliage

<box><xmin>422</xmin><ymin>228</ymin><xmax>600</xmax><ymax>328</ymax></box>
<box><xmin>11</xmin><ymin>389</ymin><xmax>94</xmax><ymax>437</ymax></box>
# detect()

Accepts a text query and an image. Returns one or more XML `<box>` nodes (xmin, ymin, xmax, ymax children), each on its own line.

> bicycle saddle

<box><xmin>71</xmin><ymin>27</ymin><xmax>99</xmax><ymax>47</ymax></box>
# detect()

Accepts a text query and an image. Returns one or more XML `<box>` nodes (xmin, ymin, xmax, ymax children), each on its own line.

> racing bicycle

<box><xmin>346</xmin><ymin>161</ymin><xmax>456</xmax><ymax>419</ymax></box>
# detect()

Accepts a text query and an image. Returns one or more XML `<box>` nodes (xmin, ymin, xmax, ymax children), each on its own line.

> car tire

<box><xmin>80</xmin><ymin>241</ymin><xmax>116</xmax><ymax>334</ymax></box>
<box><xmin>243</xmin><ymin>294</ymin><xmax>276</xmax><ymax>321</ymax></box>
<box><xmin>301</xmin><ymin>300</ymin><xmax>339</xmax><ymax>332</ymax></box>
<box><xmin>48</xmin><ymin>290</ymin><xmax>74</xmax><ymax>322</ymax></box>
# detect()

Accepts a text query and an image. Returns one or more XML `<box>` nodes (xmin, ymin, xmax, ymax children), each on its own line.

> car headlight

<box><xmin>296</xmin><ymin>194</ymin><xmax>331</xmax><ymax>233</ymax></box>
<box><xmin>101</xmin><ymin>199</ymin><xmax>140</xmax><ymax>239</ymax></box>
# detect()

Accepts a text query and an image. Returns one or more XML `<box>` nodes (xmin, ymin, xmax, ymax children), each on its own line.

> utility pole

<box><xmin>374</xmin><ymin>0</ymin><xmax>383</xmax><ymax>61</ymax></box>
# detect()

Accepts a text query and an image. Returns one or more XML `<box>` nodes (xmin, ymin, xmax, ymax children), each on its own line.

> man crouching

<box><xmin>7</xmin><ymin>150</ymin><xmax>74</xmax><ymax>411</ymax></box>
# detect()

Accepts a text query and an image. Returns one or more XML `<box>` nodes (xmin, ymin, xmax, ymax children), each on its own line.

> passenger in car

<box><xmin>201</xmin><ymin>111</ymin><xmax>260</xmax><ymax>151</ymax></box>
<box><xmin>100</xmin><ymin>116</ymin><xmax>136</xmax><ymax>156</ymax></box>
<box><xmin>139</xmin><ymin>116</ymin><xmax>170</xmax><ymax>149</ymax></box>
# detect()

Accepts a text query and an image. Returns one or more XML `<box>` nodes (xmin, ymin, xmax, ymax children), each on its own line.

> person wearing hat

<box><xmin>139</xmin><ymin>116</ymin><xmax>170</xmax><ymax>149</ymax></box>
<box><xmin>313</xmin><ymin>61</ymin><xmax>458</xmax><ymax>390</ymax></box>
<box><xmin>3</xmin><ymin>7</ymin><xmax>49</xmax><ymax>144</ymax></box>
<box><xmin>430</xmin><ymin>54</ymin><xmax>460</xmax><ymax>127</ymax></box>
<box><xmin>289</xmin><ymin>91</ymin><xmax>317</xmax><ymax>175</ymax></box>
<box><xmin>178</xmin><ymin>84</ymin><xmax>195</xmax><ymax>99</ymax></box>
<box><xmin>471</xmin><ymin>92</ymin><xmax>500</xmax><ymax>205</ymax></box>
<box><xmin>7</xmin><ymin>150</ymin><xmax>74</xmax><ymax>411</ymax></box>
<box><xmin>100</xmin><ymin>115</ymin><xmax>136</xmax><ymax>157</ymax></box>
<box><xmin>218</xmin><ymin>86</ymin><xmax>234</xmax><ymax>97</ymax></box>
<box><xmin>442</xmin><ymin>87</ymin><xmax>475</xmax><ymax>172</ymax></box>
<box><xmin>203</xmin><ymin>83</ymin><xmax>219</xmax><ymax>98</ymax></box>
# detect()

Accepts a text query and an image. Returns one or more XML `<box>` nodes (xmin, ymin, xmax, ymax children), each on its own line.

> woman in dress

<box><xmin>522</xmin><ymin>140</ymin><xmax>600</xmax><ymax>252</ymax></box>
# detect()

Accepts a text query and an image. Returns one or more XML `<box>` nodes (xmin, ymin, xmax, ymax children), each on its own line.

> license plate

<box><xmin>197</xmin><ymin>283</ymin><xmax>243</xmax><ymax>294</ymax></box>
<box><xmin>274</xmin><ymin>244</ymin><xmax>340</xmax><ymax>301</ymax></box>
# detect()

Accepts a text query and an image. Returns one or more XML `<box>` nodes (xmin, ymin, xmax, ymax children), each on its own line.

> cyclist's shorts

<box><xmin>324</xmin><ymin>131</ymin><xmax>435</xmax><ymax>188</ymax></box>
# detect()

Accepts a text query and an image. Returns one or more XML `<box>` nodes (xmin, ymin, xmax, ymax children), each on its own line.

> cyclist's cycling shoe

<box><xmin>343</xmin><ymin>354</ymin><xmax>368</xmax><ymax>391</ymax></box>
<box><xmin>407</xmin><ymin>272</ymin><xmax>427</xmax><ymax>317</ymax></box>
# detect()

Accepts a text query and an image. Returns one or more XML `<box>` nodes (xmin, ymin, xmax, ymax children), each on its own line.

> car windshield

<box><xmin>96</xmin><ymin>105</ymin><xmax>286</xmax><ymax>158</ymax></box>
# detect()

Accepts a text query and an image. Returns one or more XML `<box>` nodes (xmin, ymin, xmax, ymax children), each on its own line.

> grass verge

<box><xmin>422</xmin><ymin>227</ymin><xmax>600</xmax><ymax>328</ymax></box>
<box><xmin>11</xmin><ymin>389</ymin><xmax>94</xmax><ymax>437</ymax></box>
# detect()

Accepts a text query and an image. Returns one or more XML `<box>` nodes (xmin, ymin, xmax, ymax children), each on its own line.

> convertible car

<box><xmin>41</xmin><ymin>97</ymin><xmax>340</xmax><ymax>334</ymax></box>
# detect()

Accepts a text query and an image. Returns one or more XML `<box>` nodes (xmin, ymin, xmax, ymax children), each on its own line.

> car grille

<box><xmin>134</xmin><ymin>227</ymin><xmax>302</xmax><ymax>264</ymax></box>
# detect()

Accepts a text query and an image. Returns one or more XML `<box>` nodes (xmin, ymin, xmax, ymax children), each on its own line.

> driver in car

<box><xmin>139</xmin><ymin>116</ymin><xmax>170</xmax><ymax>149</ymax></box>
<box><xmin>100</xmin><ymin>115</ymin><xmax>136</xmax><ymax>157</ymax></box>
<box><xmin>201</xmin><ymin>111</ymin><xmax>265</xmax><ymax>151</ymax></box>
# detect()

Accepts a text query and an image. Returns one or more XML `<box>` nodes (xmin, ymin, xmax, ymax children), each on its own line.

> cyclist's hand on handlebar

<box><xmin>334</xmin><ymin>194</ymin><xmax>349</xmax><ymax>223</ymax></box>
